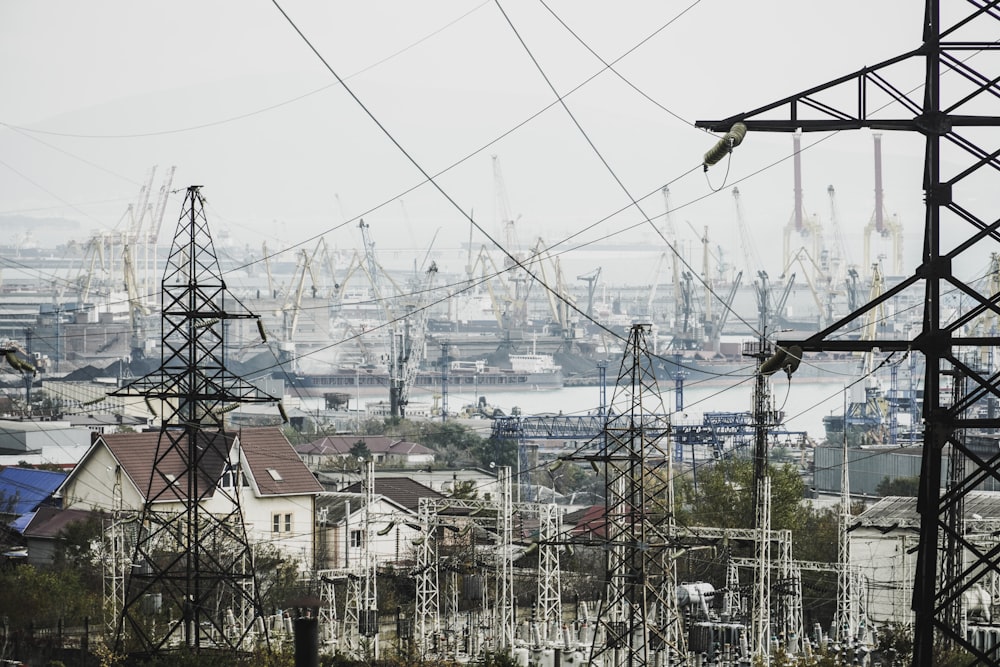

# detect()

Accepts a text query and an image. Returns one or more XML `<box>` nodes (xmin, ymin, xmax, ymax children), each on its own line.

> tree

<box><xmin>349</xmin><ymin>439</ymin><xmax>372</xmax><ymax>461</ymax></box>
<box><xmin>448</xmin><ymin>479</ymin><xmax>478</xmax><ymax>499</ymax></box>
<box><xmin>54</xmin><ymin>512</ymin><xmax>105</xmax><ymax>571</ymax></box>
<box><xmin>0</xmin><ymin>564</ymin><xmax>101</xmax><ymax>628</ymax></box>
<box><xmin>678</xmin><ymin>458</ymin><xmax>809</xmax><ymax>533</ymax></box>
<box><xmin>876</xmin><ymin>475</ymin><xmax>919</xmax><ymax>497</ymax></box>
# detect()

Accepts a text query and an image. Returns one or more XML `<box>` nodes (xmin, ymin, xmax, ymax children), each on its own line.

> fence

<box><xmin>1</xmin><ymin>617</ymin><xmax>99</xmax><ymax>667</ymax></box>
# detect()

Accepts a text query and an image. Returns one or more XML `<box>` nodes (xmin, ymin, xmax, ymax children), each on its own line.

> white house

<box><xmin>57</xmin><ymin>426</ymin><xmax>324</xmax><ymax>567</ymax></box>
<box><xmin>315</xmin><ymin>478</ymin><xmax>459</xmax><ymax>570</ymax></box>
<box><xmin>315</xmin><ymin>491</ymin><xmax>421</xmax><ymax>570</ymax></box>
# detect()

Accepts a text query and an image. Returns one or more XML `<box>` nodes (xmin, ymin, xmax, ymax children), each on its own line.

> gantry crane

<box><xmin>532</xmin><ymin>239</ymin><xmax>576</xmax><ymax>341</ymax></box>
<box><xmin>394</xmin><ymin>261</ymin><xmax>439</xmax><ymax>416</ymax></box>
<box><xmin>644</xmin><ymin>253</ymin><xmax>667</xmax><ymax>323</ymax></box>
<box><xmin>492</xmin><ymin>156</ymin><xmax>531</xmax><ymax>329</ymax></box>
<box><xmin>780</xmin><ymin>247</ymin><xmax>831</xmax><ymax>330</ymax></box>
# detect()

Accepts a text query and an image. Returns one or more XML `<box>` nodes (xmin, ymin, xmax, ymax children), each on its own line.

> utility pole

<box><xmin>836</xmin><ymin>388</ymin><xmax>856</xmax><ymax>646</ymax></box>
<box><xmin>535</xmin><ymin>502</ymin><xmax>563</xmax><ymax>644</ymax></box>
<box><xmin>697</xmin><ymin>2</ymin><xmax>999</xmax><ymax>661</ymax></box>
<box><xmin>358</xmin><ymin>461</ymin><xmax>379</xmax><ymax>660</ymax></box>
<box><xmin>746</xmin><ymin>271</ymin><xmax>779</xmax><ymax>664</ymax></box>
<box><xmin>440</xmin><ymin>341</ymin><xmax>450</xmax><ymax>421</ymax></box>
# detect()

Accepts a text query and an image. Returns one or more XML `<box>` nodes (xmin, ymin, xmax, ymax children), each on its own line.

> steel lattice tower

<box><xmin>535</xmin><ymin>502</ymin><xmax>564</xmax><ymax>643</ymax></box>
<box><xmin>697</xmin><ymin>2</ymin><xmax>1000</xmax><ymax>663</ymax></box>
<box><xmin>112</xmin><ymin>186</ymin><xmax>275</xmax><ymax>654</ymax></box>
<box><xmin>589</xmin><ymin>323</ymin><xmax>684</xmax><ymax>666</ymax></box>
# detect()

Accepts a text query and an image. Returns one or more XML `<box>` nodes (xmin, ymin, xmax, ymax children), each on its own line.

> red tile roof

<box><xmin>239</xmin><ymin>427</ymin><xmax>323</xmax><ymax>496</ymax></box>
<box><xmin>341</xmin><ymin>477</ymin><xmax>444</xmax><ymax>512</ymax></box>
<box><xmin>100</xmin><ymin>430</ymin><xmax>229</xmax><ymax>503</ymax></box>
<box><xmin>297</xmin><ymin>435</ymin><xmax>434</xmax><ymax>457</ymax></box>
<box><xmin>96</xmin><ymin>427</ymin><xmax>321</xmax><ymax>502</ymax></box>
<box><xmin>568</xmin><ymin>504</ymin><xmax>607</xmax><ymax>538</ymax></box>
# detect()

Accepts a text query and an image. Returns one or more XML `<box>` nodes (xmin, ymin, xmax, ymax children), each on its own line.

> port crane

<box><xmin>357</xmin><ymin>220</ymin><xmax>440</xmax><ymax>417</ymax></box>
<box><xmin>532</xmin><ymin>239</ymin><xmax>577</xmax><ymax>343</ymax></box>
<box><xmin>863</xmin><ymin>132</ymin><xmax>904</xmax><ymax>276</ymax></box>
<box><xmin>662</xmin><ymin>186</ymin><xmax>684</xmax><ymax>329</ymax></box>
<box><xmin>390</xmin><ymin>261</ymin><xmax>439</xmax><ymax>417</ymax></box>
<box><xmin>782</xmin><ymin>131</ymin><xmax>823</xmax><ymax>279</ymax></box>
<box><xmin>576</xmin><ymin>267</ymin><xmax>601</xmax><ymax>318</ymax></box>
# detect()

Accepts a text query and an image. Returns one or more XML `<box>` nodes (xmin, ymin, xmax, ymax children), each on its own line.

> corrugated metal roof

<box><xmin>853</xmin><ymin>491</ymin><xmax>1000</xmax><ymax>529</ymax></box>
<box><xmin>9</xmin><ymin>510</ymin><xmax>35</xmax><ymax>534</ymax></box>
<box><xmin>0</xmin><ymin>467</ymin><xmax>67</xmax><ymax>515</ymax></box>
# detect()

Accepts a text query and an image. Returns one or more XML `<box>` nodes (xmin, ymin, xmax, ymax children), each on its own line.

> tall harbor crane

<box><xmin>863</xmin><ymin>132</ymin><xmax>904</xmax><ymax>276</ymax></box>
<box><xmin>662</xmin><ymin>186</ymin><xmax>683</xmax><ymax>329</ymax></box>
<box><xmin>576</xmin><ymin>267</ymin><xmax>601</xmax><ymax>318</ymax></box>
<box><xmin>782</xmin><ymin>131</ymin><xmax>823</xmax><ymax>278</ymax></box>
<box><xmin>357</xmin><ymin>220</ymin><xmax>439</xmax><ymax>417</ymax></box>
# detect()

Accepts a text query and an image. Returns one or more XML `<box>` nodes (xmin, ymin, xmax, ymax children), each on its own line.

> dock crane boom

<box><xmin>576</xmin><ymin>267</ymin><xmax>601</xmax><ymax>319</ymax></box>
<box><xmin>714</xmin><ymin>270</ymin><xmax>743</xmax><ymax>342</ymax></box>
<box><xmin>395</xmin><ymin>262</ymin><xmax>439</xmax><ymax>415</ymax></box>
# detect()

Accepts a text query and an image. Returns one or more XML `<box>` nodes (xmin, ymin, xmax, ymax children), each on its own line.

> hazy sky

<box><xmin>1</xmin><ymin>1</ymin><xmax>930</xmax><ymax>283</ymax></box>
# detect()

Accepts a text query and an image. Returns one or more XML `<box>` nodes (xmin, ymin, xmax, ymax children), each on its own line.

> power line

<box><xmin>0</xmin><ymin>2</ymin><xmax>492</xmax><ymax>141</ymax></box>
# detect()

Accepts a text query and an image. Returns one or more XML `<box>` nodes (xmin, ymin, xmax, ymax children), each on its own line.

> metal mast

<box><xmin>697</xmin><ymin>2</ymin><xmax>1000</xmax><ymax>663</ymax></box>
<box><xmin>496</xmin><ymin>466</ymin><xmax>516</xmax><ymax>649</ymax></box>
<box><xmin>112</xmin><ymin>186</ymin><xmax>274</xmax><ymax>654</ymax></box>
<box><xmin>535</xmin><ymin>502</ymin><xmax>563</xmax><ymax>644</ymax></box>
<box><xmin>836</xmin><ymin>389</ymin><xmax>856</xmax><ymax>645</ymax></box>
<box><xmin>358</xmin><ymin>461</ymin><xmax>379</xmax><ymax>660</ymax></box>
<box><xmin>414</xmin><ymin>498</ymin><xmax>440</xmax><ymax>659</ymax></box>
<box><xmin>589</xmin><ymin>323</ymin><xmax>683</xmax><ymax>666</ymax></box>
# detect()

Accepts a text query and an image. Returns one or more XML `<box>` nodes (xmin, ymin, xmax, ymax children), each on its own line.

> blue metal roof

<box><xmin>9</xmin><ymin>510</ymin><xmax>35</xmax><ymax>535</ymax></box>
<box><xmin>0</xmin><ymin>467</ymin><xmax>67</xmax><ymax>516</ymax></box>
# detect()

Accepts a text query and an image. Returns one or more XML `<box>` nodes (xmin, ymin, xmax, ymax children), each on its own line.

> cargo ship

<box><xmin>285</xmin><ymin>353</ymin><xmax>563</xmax><ymax>400</ymax></box>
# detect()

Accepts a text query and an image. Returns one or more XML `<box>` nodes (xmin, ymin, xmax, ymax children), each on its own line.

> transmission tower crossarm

<box><xmin>696</xmin><ymin>48</ymin><xmax>925</xmax><ymax>133</ymax></box>
<box><xmin>776</xmin><ymin>271</ymin><xmax>920</xmax><ymax>353</ymax></box>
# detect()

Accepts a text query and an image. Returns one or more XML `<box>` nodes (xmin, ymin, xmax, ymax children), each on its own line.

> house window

<box><xmin>267</xmin><ymin>468</ymin><xmax>283</xmax><ymax>481</ymax></box>
<box><xmin>273</xmin><ymin>513</ymin><xmax>292</xmax><ymax>534</ymax></box>
<box><xmin>350</xmin><ymin>530</ymin><xmax>363</xmax><ymax>548</ymax></box>
<box><xmin>221</xmin><ymin>464</ymin><xmax>236</xmax><ymax>488</ymax></box>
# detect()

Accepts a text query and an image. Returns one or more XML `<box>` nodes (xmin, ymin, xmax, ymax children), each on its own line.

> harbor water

<box><xmin>460</xmin><ymin>379</ymin><xmax>860</xmax><ymax>445</ymax></box>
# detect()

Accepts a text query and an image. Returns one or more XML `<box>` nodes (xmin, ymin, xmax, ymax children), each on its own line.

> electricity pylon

<box><xmin>588</xmin><ymin>323</ymin><xmax>684</xmax><ymax>666</ymax></box>
<box><xmin>112</xmin><ymin>186</ymin><xmax>275</xmax><ymax>653</ymax></box>
<box><xmin>697</xmin><ymin>2</ymin><xmax>1000</xmax><ymax>663</ymax></box>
